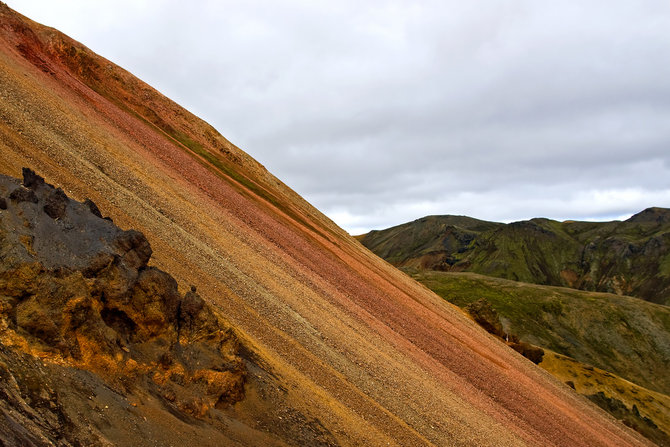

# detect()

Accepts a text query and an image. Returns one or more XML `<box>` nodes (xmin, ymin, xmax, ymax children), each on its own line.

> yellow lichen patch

<box><xmin>0</xmin><ymin>263</ymin><xmax>41</xmax><ymax>297</ymax></box>
<box><xmin>19</xmin><ymin>234</ymin><xmax>37</xmax><ymax>256</ymax></box>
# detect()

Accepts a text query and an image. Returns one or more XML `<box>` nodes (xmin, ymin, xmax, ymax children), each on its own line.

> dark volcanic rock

<box><xmin>466</xmin><ymin>299</ymin><xmax>505</xmax><ymax>338</ymax></box>
<box><xmin>115</xmin><ymin>229</ymin><xmax>152</xmax><ymax>269</ymax></box>
<box><xmin>84</xmin><ymin>198</ymin><xmax>103</xmax><ymax>218</ymax></box>
<box><xmin>43</xmin><ymin>188</ymin><xmax>69</xmax><ymax>219</ymax></box>
<box><xmin>0</xmin><ymin>169</ymin><xmax>247</xmax><ymax>444</ymax></box>
<box><xmin>509</xmin><ymin>342</ymin><xmax>544</xmax><ymax>364</ymax></box>
<box><xmin>0</xmin><ymin>171</ymin><xmax>151</xmax><ymax>272</ymax></box>
<box><xmin>466</xmin><ymin>298</ymin><xmax>544</xmax><ymax>364</ymax></box>
<box><xmin>22</xmin><ymin>167</ymin><xmax>46</xmax><ymax>189</ymax></box>
<box><xmin>9</xmin><ymin>186</ymin><xmax>38</xmax><ymax>204</ymax></box>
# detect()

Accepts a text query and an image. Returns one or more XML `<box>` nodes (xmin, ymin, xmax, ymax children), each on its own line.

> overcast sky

<box><xmin>9</xmin><ymin>1</ymin><xmax>670</xmax><ymax>234</ymax></box>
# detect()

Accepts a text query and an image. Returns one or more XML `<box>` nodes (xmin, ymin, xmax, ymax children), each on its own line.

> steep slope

<box><xmin>360</xmin><ymin>211</ymin><xmax>670</xmax><ymax>304</ymax></box>
<box><xmin>405</xmin><ymin>268</ymin><xmax>670</xmax><ymax>446</ymax></box>
<box><xmin>410</xmin><ymin>270</ymin><xmax>670</xmax><ymax>396</ymax></box>
<box><xmin>0</xmin><ymin>4</ymin><xmax>652</xmax><ymax>446</ymax></box>
<box><xmin>541</xmin><ymin>352</ymin><xmax>670</xmax><ymax>447</ymax></box>
<box><xmin>438</xmin><ymin>278</ymin><xmax>670</xmax><ymax>445</ymax></box>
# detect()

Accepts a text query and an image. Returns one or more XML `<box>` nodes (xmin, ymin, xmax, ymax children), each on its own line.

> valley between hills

<box><xmin>0</xmin><ymin>3</ymin><xmax>662</xmax><ymax>446</ymax></box>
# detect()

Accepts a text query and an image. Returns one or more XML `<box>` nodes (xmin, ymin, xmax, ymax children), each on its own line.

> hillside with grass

<box><xmin>541</xmin><ymin>351</ymin><xmax>670</xmax><ymax>447</ymax></box>
<box><xmin>360</xmin><ymin>209</ymin><xmax>670</xmax><ymax>304</ymax></box>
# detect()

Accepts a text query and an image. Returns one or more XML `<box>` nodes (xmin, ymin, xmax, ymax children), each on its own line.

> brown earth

<box><xmin>0</xmin><ymin>3</ymin><xmax>654</xmax><ymax>446</ymax></box>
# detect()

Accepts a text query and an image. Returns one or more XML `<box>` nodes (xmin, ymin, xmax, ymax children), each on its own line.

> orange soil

<box><xmin>0</xmin><ymin>4</ymin><xmax>652</xmax><ymax>446</ymax></box>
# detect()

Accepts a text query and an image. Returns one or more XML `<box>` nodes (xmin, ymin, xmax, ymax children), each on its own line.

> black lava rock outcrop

<box><xmin>0</xmin><ymin>169</ymin><xmax>247</xmax><ymax>445</ymax></box>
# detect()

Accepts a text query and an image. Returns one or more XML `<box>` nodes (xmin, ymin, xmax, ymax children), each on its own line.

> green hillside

<box><xmin>360</xmin><ymin>208</ymin><xmax>670</xmax><ymax>304</ymax></box>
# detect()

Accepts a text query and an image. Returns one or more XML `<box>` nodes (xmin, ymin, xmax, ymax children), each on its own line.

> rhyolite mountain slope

<box><xmin>0</xmin><ymin>4</ymin><xmax>653</xmax><ymax>446</ymax></box>
<box><xmin>359</xmin><ymin>210</ymin><xmax>670</xmax><ymax>304</ymax></box>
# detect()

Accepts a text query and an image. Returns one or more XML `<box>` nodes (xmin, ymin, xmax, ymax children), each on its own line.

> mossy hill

<box><xmin>409</xmin><ymin>270</ymin><xmax>670</xmax><ymax>395</ymax></box>
<box><xmin>359</xmin><ymin>208</ymin><xmax>670</xmax><ymax>304</ymax></box>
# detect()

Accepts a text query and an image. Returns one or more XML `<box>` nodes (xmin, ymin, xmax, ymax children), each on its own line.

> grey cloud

<box><xmin>10</xmin><ymin>0</ymin><xmax>670</xmax><ymax>233</ymax></box>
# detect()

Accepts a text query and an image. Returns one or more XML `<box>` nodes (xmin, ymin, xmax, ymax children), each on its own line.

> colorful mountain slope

<box><xmin>407</xmin><ymin>269</ymin><xmax>670</xmax><ymax>442</ymax></box>
<box><xmin>408</xmin><ymin>270</ymin><xmax>670</xmax><ymax>396</ymax></box>
<box><xmin>0</xmin><ymin>4</ymin><xmax>653</xmax><ymax>446</ymax></box>
<box><xmin>359</xmin><ymin>211</ymin><xmax>670</xmax><ymax>304</ymax></box>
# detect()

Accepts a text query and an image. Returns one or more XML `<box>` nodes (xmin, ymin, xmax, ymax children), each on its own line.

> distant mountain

<box><xmin>359</xmin><ymin>209</ymin><xmax>670</xmax><ymax>304</ymax></box>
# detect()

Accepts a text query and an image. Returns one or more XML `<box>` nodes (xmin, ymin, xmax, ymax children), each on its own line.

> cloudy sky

<box><xmin>10</xmin><ymin>1</ymin><xmax>670</xmax><ymax>234</ymax></box>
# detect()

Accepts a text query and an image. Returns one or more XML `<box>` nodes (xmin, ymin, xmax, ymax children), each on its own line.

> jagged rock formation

<box><xmin>359</xmin><ymin>212</ymin><xmax>670</xmax><ymax>304</ymax></box>
<box><xmin>0</xmin><ymin>169</ymin><xmax>245</xmax><ymax>445</ymax></box>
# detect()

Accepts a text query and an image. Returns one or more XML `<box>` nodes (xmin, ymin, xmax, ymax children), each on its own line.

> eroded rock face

<box><xmin>466</xmin><ymin>299</ymin><xmax>505</xmax><ymax>338</ymax></box>
<box><xmin>466</xmin><ymin>298</ymin><xmax>544</xmax><ymax>364</ymax></box>
<box><xmin>0</xmin><ymin>169</ymin><xmax>246</xmax><ymax>420</ymax></box>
